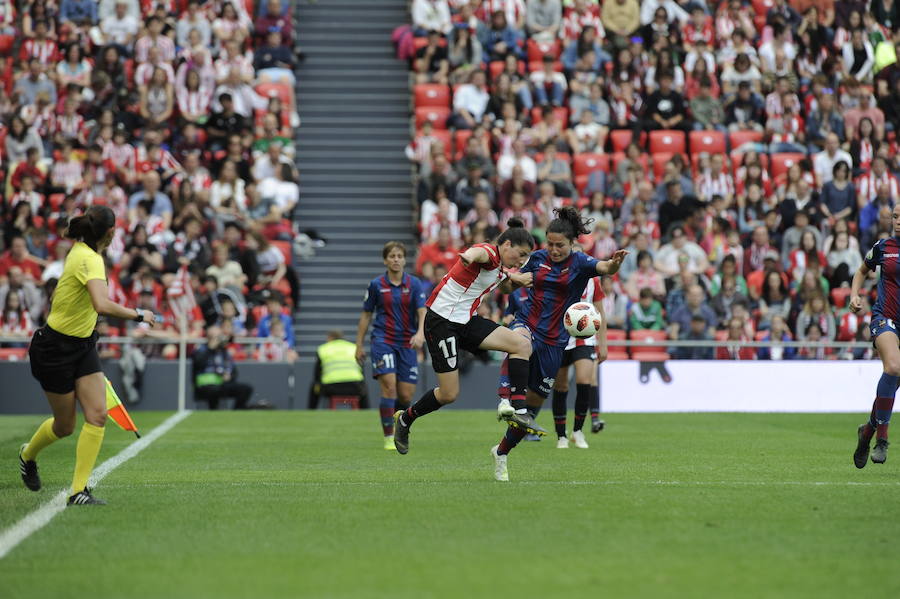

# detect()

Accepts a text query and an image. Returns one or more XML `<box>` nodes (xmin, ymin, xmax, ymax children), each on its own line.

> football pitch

<box><xmin>1</xmin><ymin>410</ymin><xmax>899</xmax><ymax>599</ymax></box>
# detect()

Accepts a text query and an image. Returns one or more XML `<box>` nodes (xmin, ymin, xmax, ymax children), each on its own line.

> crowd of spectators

<box><xmin>0</xmin><ymin>0</ymin><xmax>303</xmax><ymax>374</ymax></box>
<box><xmin>401</xmin><ymin>0</ymin><xmax>900</xmax><ymax>360</ymax></box>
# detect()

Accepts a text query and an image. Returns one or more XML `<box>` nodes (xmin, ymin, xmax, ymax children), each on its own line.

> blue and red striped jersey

<box><xmin>363</xmin><ymin>273</ymin><xmax>427</xmax><ymax>346</ymax></box>
<box><xmin>865</xmin><ymin>237</ymin><xmax>900</xmax><ymax>322</ymax></box>
<box><xmin>515</xmin><ymin>250</ymin><xmax>600</xmax><ymax>346</ymax></box>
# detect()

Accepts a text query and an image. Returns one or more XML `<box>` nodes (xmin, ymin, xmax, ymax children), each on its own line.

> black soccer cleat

<box><xmin>18</xmin><ymin>444</ymin><xmax>41</xmax><ymax>491</ymax></box>
<box><xmin>67</xmin><ymin>488</ymin><xmax>106</xmax><ymax>506</ymax></box>
<box><xmin>393</xmin><ymin>411</ymin><xmax>410</xmax><ymax>455</ymax></box>
<box><xmin>854</xmin><ymin>425</ymin><xmax>872</xmax><ymax>469</ymax></box>
<box><xmin>871</xmin><ymin>438</ymin><xmax>890</xmax><ymax>464</ymax></box>
<box><xmin>591</xmin><ymin>419</ymin><xmax>605</xmax><ymax>434</ymax></box>
<box><xmin>505</xmin><ymin>411</ymin><xmax>547</xmax><ymax>436</ymax></box>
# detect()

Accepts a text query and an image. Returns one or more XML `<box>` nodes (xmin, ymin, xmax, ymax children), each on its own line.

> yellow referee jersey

<box><xmin>47</xmin><ymin>241</ymin><xmax>106</xmax><ymax>338</ymax></box>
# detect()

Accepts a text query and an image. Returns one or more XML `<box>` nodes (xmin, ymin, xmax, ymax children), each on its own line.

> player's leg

<box><xmin>859</xmin><ymin>329</ymin><xmax>900</xmax><ymax>466</ymax></box>
<box><xmin>590</xmin><ymin>357</ymin><xmax>604</xmax><ymax>433</ymax></box>
<box><xmin>20</xmin><ymin>391</ymin><xmax>77</xmax><ymax>491</ymax></box>
<box><xmin>570</xmin><ymin>353</ymin><xmax>594</xmax><ymax>449</ymax></box>
<box><xmin>552</xmin><ymin>361</ymin><xmax>571</xmax><ymax>444</ymax></box>
<box><xmin>394</xmin><ymin>320</ymin><xmax>461</xmax><ymax>454</ymax></box>
<box><xmin>69</xmin><ymin>371</ymin><xmax>108</xmax><ymax>505</ymax></box>
<box><xmin>372</xmin><ymin>341</ymin><xmax>399</xmax><ymax>442</ymax></box>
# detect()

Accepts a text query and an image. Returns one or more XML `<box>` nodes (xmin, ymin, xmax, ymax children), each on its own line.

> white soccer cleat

<box><xmin>491</xmin><ymin>445</ymin><xmax>509</xmax><ymax>482</ymax></box>
<box><xmin>497</xmin><ymin>398</ymin><xmax>514</xmax><ymax>421</ymax></box>
<box><xmin>570</xmin><ymin>430</ymin><xmax>589</xmax><ymax>449</ymax></box>
<box><xmin>556</xmin><ymin>435</ymin><xmax>569</xmax><ymax>449</ymax></box>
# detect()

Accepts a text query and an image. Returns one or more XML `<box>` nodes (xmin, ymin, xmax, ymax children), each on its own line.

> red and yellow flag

<box><xmin>105</xmin><ymin>377</ymin><xmax>141</xmax><ymax>438</ymax></box>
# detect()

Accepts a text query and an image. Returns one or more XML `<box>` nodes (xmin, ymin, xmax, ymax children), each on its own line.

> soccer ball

<box><xmin>564</xmin><ymin>303</ymin><xmax>602</xmax><ymax>338</ymax></box>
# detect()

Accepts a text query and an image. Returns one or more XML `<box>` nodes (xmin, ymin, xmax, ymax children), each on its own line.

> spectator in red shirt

<box><xmin>415</xmin><ymin>225</ymin><xmax>459</xmax><ymax>275</ymax></box>
<box><xmin>715</xmin><ymin>316</ymin><xmax>756</xmax><ymax>360</ymax></box>
<box><xmin>0</xmin><ymin>235</ymin><xmax>43</xmax><ymax>281</ymax></box>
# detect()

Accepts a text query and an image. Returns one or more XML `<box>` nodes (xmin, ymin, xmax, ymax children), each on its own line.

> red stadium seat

<box><xmin>729</xmin><ymin>129</ymin><xmax>764</xmax><ymax>151</ymax></box>
<box><xmin>649</xmin><ymin>130</ymin><xmax>686</xmax><ymax>154</ymax></box>
<box><xmin>255</xmin><ymin>82</ymin><xmax>292</xmax><ymax>107</ymax></box>
<box><xmin>414</xmin><ymin>107</ymin><xmax>450</xmax><ymax>129</ymax></box>
<box><xmin>770</xmin><ymin>153</ymin><xmax>806</xmax><ymax>179</ymax></box>
<box><xmin>651</xmin><ymin>152</ymin><xmax>689</xmax><ymax>180</ymax></box>
<box><xmin>329</xmin><ymin>396</ymin><xmax>360</xmax><ymax>410</ymax></box>
<box><xmin>526</xmin><ymin>39</ymin><xmax>561</xmax><ymax>62</ymax></box>
<box><xmin>831</xmin><ymin>287</ymin><xmax>852</xmax><ymax>308</ymax></box>
<box><xmin>530</xmin><ymin>106</ymin><xmax>568</xmax><ymax>125</ymax></box>
<box><xmin>573</xmin><ymin>153</ymin><xmax>610</xmax><ymax>178</ymax></box>
<box><xmin>527</xmin><ymin>60</ymin><xmax>563</xmax><ymax>73</ymax></box>
<box><xmin>271</xmin><ymin>240</ymin><xmax>292</xmax><ymax>265</ymax></box>
<box><xmin>413</xmin><ymin>84</ymin><xmax>450</xmax><ymax>108</ymax></box>
<box><xmin>751</xmin><ymin>0</ymin><xmax>775</xmax><ymax>16</ymax></box>
<box><xmin>689</xmin><ymin>130</ymin><xmax>726</xmax><ymax>155</ymax></box>
<box><xmin>610</xmin><ymin>130</ymin><xmax>644</xmax><ymax>152</ymax></box>
<box><xmin>0</xmin><ymin>348</ymin><xmax>28</xmax><ymax>361</ymax></box>
<box><xmin>630</xmin><ymin>330</ymin><xmax>668</xmax><ymax>358</ymax></box>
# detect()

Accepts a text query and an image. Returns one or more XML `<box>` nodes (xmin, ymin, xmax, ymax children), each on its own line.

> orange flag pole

<box><xmin>105</xmin><ymin>377</ymin><xmax>141</xmax><ymax>438</ymax></box>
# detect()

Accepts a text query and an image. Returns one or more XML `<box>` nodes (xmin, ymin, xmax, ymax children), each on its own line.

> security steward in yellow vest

<box><xmin>310</xmin><ymin>329</ymin><xmax>367</xmax><ymax>409</ymax></box>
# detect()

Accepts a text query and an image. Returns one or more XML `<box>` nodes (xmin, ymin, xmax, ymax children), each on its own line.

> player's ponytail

<box><xmin>547</xmin><ymin>206</ymin><xmax>593</xmax><ymax>241</ymax></box>
<box><xmin>65</xmin><ymin>205</ymin><xmax>116</xmax><ymax>251</ymax></box>
<box><xmin>496</xmin><ymin>218</ymin><xmax>535</xmax><ymax>249</ymax></box>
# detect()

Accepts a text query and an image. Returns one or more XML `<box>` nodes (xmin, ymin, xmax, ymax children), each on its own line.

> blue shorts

<box><xmin>370</xmin><ymin>339</ymin><xmax>418</xmax><ymax>384</ymax></box>
<box><xmin>869</xmin><ymin>317</ymin><xmax>900</xmax><ymax>347</ymax></box>
<box><xmin>499</xmin><ymin>321</ymin><xmax>565</xmax><ymax>399</ymax></box>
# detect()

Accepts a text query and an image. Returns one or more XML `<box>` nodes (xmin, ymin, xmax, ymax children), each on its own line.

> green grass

<box><xmin>1</xmin><ymin>410</ymin><xmax>899</xmax><ymax>599</ymax></box>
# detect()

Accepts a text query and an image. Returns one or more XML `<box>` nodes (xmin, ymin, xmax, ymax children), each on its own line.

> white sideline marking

<box><xmin>0</xmin><ymin>410</ymin><xmax>191</xmax><ymax>560</ymax></box>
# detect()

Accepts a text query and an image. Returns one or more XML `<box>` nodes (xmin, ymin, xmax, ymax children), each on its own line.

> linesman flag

<box><xmin>105</xmin><ymin>377</ymin><xmax>141</xmax><ymax>438</ymax></box>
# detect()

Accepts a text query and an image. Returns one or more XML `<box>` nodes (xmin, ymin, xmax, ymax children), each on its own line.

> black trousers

<box><xmin>195</xmin><ymin>381</ymin><xmax>253</xmax><ymax>410</ymax></box>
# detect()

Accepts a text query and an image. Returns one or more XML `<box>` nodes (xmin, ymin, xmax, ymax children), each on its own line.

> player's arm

<box><xmin>497</xmin><ymin>271</ymin><xmax>533</xmax><ymax>294</ymax></box>
<box><xmin>410</xmin><ymin>307</ymin><xmax>426</xmax><ymax>349</ymax></box>
<box><xmin>458</xmin><ymin>246</ymin><xmax>489</xmax><ymax>266</ymax></box>
<box><xmin>594</xmin><ymin>299</ymin><xmax>607</xmax><ymax>362</ymax></box>
<box><xmin>596</xmin><ymin>249</ymin><xmax>629</xmax><ymax>275</ymax></box>
<box><xmin>86</xmin><ymin>279</ymin><xmax>157</xmax><ymax>324</ymax></box>
<box><xmin>849</xmin><ymin>263</ymin><xmax>872</xmax><ymax>313</ymax></box>
<box><xmin>355</xmin><ymin>310</ymin><xmax>372</xmax><ymax>364</ymax></box>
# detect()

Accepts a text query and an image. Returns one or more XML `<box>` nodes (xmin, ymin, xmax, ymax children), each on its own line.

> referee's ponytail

<box><xmin>65</xmin><ymin>205</ymin><xmax>116</xmax><ymax>251</ymax></box>
<box><xmin>496</xmin><ymin>217</ymin><xmax>535</xmax><ymax>249</ymax></box>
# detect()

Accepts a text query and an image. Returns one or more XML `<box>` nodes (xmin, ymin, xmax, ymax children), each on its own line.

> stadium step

<box><xmin>294</xmin><ymin>0</ymin><xmax>415</xmax><ymax>355</ymax></box>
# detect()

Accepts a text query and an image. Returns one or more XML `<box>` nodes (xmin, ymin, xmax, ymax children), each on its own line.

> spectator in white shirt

<box><xmin>451</xmin><ymin>70</ymin><xmax>489</xmax><ymax>129</ymax></box>
<box><xmin>99</xmin><ymin>1</ymin><xmax>139</xmax><ymax>47</ymax></box>
<box><xmin>813</xmin><ymin>133</ymin><xmax>853</xmax><ymax>188</ymax></box>
<box><xmin>496</xmin><ymin>138</ymin><xmax>537</xmax><ymax>182</ymax></box>
<box><xmin>412</xmin><ymin>0</ymin><xmax>452</xmax><ymax>35</ymax></box>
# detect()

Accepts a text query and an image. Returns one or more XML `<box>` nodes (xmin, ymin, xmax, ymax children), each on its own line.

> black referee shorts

<box><xmin>29</xmin><ymin>326</ymin><xmax>102</xmax><ymax>394</ymax></box>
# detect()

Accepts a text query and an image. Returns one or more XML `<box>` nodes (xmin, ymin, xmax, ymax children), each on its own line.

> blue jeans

<box><xmin>533</xmin><ymin>82</ymin><xmax>563</xmax><ymax>107</ymax></box>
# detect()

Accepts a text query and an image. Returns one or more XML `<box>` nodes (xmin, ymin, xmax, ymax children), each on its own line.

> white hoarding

<box><xmin>598</xmin><ymin>360</ymin><xmax>883</xmax><ymax>413</ymax></box>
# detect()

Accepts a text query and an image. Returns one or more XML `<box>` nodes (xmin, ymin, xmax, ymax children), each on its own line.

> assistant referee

<box><xmin>18</xmin><ymin>205</ymin><xmax>158</xmax><ymax>506</ymax></box>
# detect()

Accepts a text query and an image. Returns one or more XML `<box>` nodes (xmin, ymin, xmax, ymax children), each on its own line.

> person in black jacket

<box><xmin>192</xmin><ymin>324</ymin><xmax>253</xmax><ymax>409</ymax></box>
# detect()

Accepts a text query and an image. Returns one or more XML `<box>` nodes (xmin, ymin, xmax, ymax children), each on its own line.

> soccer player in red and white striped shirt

<box><xmin>551</xmin><ymin>275</ymin><xmax>607</xmax><ymax>448</ymax></box>
<box><xmin>393</xmin><ymin>220</ymin><xmax>538</xmax><ymax>455</ymax></box>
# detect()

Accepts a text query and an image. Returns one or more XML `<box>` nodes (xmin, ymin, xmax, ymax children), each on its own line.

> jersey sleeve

<box><xmin>362</xmin><ymin>279</ymin><xmax>377</xmax><ymax>312</ymax></box>
<box><xmin>864</xmin><ymin>240</ymin><xmax>884</xmax><ymax>271</ymax></box>
<box><xmin>519</xmin><ymin>251</ymin><xmax>542</xmax><ymax>274</ymax></box>
<box><xmin>576</xmin><ymin>251</ymin><xmax>600</xmax><ymax>276</ymax></box>
<box><xmin>411</xmin><ymin>277</ymin><xmax>427</xmax><ymax>310</ymax></box>
<box><xmin>74</xmin><ymin>250</ymin><xmax>106</xmax><ymax>285</ymax></box>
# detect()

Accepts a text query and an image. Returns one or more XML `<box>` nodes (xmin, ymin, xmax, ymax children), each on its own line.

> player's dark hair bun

<box><xmin>548</xmin><ymin>205</ymin><xmax>593</xmax><ymax>241</ymax></box>
<box><xmin>65</xmin><ymin>205</ymin><xmax>116</xmax><ymax>251</ymax></box>
<box><xmin>496</xmin><ymin>219</ymin><xmax>535</xmax><ymax>250</ymax></box>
